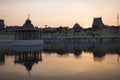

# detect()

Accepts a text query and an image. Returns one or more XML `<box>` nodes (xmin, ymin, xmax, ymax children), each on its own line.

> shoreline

<box><xmin>43</xmin><ymin>37</ymin><xmax>120</xmax><ymax>44</ymax></box>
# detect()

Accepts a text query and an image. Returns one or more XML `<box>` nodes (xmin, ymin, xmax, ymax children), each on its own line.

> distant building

<box><xmin>73</xmin><ymin>23</ymin><xmax>83</xmax><ymax>31</ymax></box>
<box><xmin>4</xmin><ymin>26</ymin><xmax>21</xmax><ymax>34</ymax></box>
<box><xmin>0</xmin><ymin>19</ymin><xmax>5</xmax><ymax>30</ymax></box>
<box><xmin>92</xmin><ymin>17</ymin><xmax>105</xmax><ymax>28</ymax></box>
<box><xmin>0</xmin><ymin>16</ymin><xmax>120</xmax><ymax>40</ymax></box>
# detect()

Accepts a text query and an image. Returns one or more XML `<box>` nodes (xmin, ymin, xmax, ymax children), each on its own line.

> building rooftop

<box><xmin>23</xmin><ymin>17</ymin><xmax>34</xmax><ymax>28</ymax></box>
<box><xmin>73</xmin><ymin>23</ymin><xmax>83</xmax><ymax>31</ymax></box>
<box><xmin>92</xmin><ymin>17</ymin><xmax>105</xmax><ymax>28</ymax></box>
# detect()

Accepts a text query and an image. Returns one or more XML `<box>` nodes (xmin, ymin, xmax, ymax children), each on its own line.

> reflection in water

<box><xmin>0</xmin><ymin>53</ymin><xmax>5</xmax><ymax>66</ymax></box>
<box><xmin>43</xmin><ymin>45</ymin><xmax>82</xmax><ymax>58</ymax></box>
<box><xmin>0</xmin><ymin>45</ymin><xmax>43</xmax><ymax>73</ymax></box>
<box><xmin>14</xmin><ymin>51</ymin><xmax>42</xmax><ymax>74</ymax></box>
<box><xmin>43</xmin><ymin>42</ymin><xmax>120</xmax><ymax>61</ymax></box>
<box><xmin>0</xmin><ymin>43</ymin><xmax>120</xmax><ymax>66</ymax></box>
<box><xmin>0</xmin><ymin>42</ymin><xmax>120</xmax><ymax>80</ymax></box>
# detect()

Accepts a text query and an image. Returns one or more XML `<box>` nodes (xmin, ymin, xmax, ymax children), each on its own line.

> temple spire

<box><xmin>28</xmin><ymin>14</ymin><xmax>30</xmax><ymax>19</ymax></box>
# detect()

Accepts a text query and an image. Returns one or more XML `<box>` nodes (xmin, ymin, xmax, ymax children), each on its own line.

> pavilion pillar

<box><xmin>15</xmin><ymin>31</ymin><xmax>16</xmax><ymax>40</ymax></box>
<box><xmin>31</xmin><ymin>31</ymin><xmax>33</xmax><ymax>40</ymax></box>
<box><xmin>19</xmin><ymin>31</ymin><xmax>21</xmax><ymax>40</ymax></box>
<box><xmin>22</xmin><ymin>31</ymin><xmax>24</xmax><ymax>40</ymax></box>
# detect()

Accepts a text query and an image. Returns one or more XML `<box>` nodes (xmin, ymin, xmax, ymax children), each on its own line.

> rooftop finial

<box><xmin>28</xmin><ymin>14</ymin><xmax>30</xmax><ymax>19</ymax></box>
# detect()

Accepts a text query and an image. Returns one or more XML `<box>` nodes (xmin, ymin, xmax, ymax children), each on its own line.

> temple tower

<box><xmin>0</xmin><ymin>19</ymin><xmax>4</xmax><ymax>30</ymax></box>
<box><xmin>92</xmin><ymin>17</ymin><xmax>105</xmax><ymax>28</ymax></box>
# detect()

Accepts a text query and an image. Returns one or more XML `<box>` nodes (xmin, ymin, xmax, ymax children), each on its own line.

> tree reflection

<box><xmin>43</xmin><ymin>42</ymin><xmax>120</xmax><ymax>61</ymax></box>
<box><xmin>0</xmin><ymin>52</ymin><xmax>5</xmax><ymax>66</ymax></box>
<box><xmin>43</xmin><ymin>45</ymin><xmax>83</xmax><ymax>57</ymax></box>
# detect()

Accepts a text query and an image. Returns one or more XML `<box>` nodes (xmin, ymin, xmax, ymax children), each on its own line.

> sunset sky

<box><xmin>0</xmin><ymin>0</ymin><xmax>120</xmax><ymax>28</ymax></box>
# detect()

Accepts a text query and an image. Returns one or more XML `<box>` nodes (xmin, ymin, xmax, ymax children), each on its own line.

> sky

<box><xmin>0</xmin><ymin>0</ymin><xmax>120</xmax><ymax>28</ymax></box>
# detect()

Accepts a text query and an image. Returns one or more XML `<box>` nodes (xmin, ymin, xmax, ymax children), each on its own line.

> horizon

<box><xmin>0</xmin><ymin>0</ymin><xmax>120</xmax><ymax>28</ymax></box>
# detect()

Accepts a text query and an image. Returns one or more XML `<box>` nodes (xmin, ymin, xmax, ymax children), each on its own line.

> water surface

<box><xmin>0</xmin><ymin>43</ymin><xmax>120</xmax><ymax>80</ymax></box>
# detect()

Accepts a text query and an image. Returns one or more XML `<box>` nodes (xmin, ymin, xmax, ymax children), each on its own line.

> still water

<box><xmin>0</xmin><ymin>43</ymin><xmax>120</xmax><ymax>80</ymax></box>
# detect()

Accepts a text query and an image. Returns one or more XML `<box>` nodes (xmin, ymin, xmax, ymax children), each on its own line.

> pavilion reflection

<box><xmin>0</xmin><ymin>45</ymin><xmax>43</xmax><ymax>74</ymax></box>
<box><xmin>14</xmin><ymin>51</ymin><xmax>42</xmax><ymax>72</ymax></box>
<box><xmin>10</xmin><ymin>45</ymin><xmax>43</xmax><ymax>72</ymax></box>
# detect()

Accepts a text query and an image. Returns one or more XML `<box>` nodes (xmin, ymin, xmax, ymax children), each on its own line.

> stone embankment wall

<box><xmin>0</xmin><ymin>35</ymin><xmax>15</xmax><ymax>40</ymax></box>
<box><xmin>41</xmin><ymin>28</ymin><xmax>120</xmax><ymax>39</ymax></box>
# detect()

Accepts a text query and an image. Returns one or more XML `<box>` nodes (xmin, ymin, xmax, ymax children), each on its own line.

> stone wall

<box><xmin>41</xmin><ymin>28</ymin><xmax>120</xmax><ymax>39</ymax></box>
<box><xmin>0</xmin><ymin>35</ymin><xmax>15</xmax><ymax>40</ymax></box>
